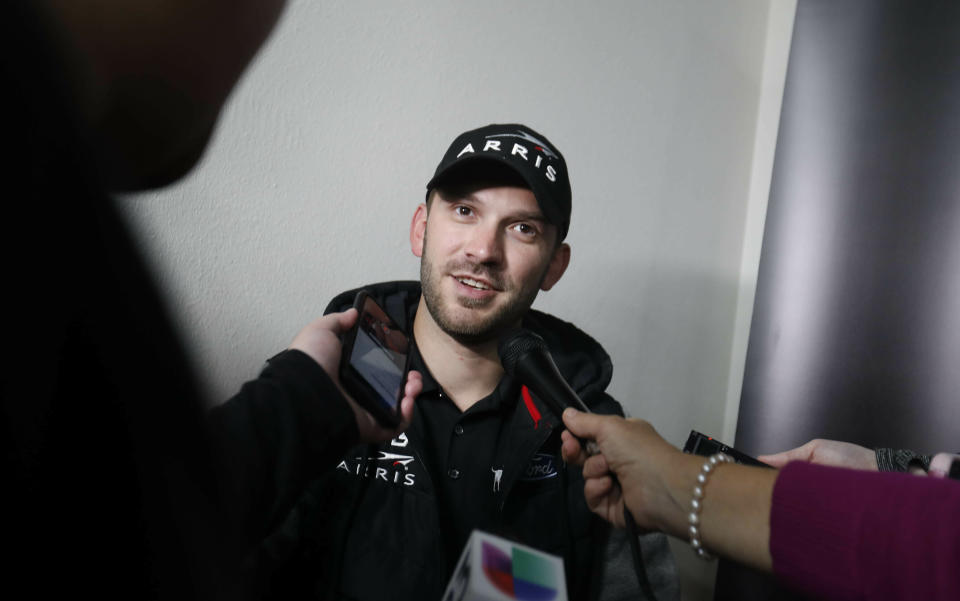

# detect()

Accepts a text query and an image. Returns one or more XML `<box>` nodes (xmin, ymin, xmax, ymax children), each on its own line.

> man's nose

<box><xmin>464</xmin><ymin>222</ymin><xmax>504</xmax><ymax>264</ymax></box>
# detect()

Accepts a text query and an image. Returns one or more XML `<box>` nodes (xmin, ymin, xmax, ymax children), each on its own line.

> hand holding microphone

<box><xmin>560</xmin><ymin>409</ymin><xmax>690</xmax><ymax>533</ymax></box>
<box><xmin>498</xmin><ymin>329</ymin><xmax>662</xmax><ymax>600</ymax></box>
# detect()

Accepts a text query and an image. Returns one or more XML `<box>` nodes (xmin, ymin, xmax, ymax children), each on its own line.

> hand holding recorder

<box><xmin>758</xmin><ymin>438</ymin><xmax>879</xmax><ymax>471</ymax></box>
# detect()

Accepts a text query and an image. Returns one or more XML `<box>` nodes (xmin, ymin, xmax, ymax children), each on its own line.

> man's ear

<box><xmin>540</xmin><ymin>243</ymin><xmax>571</xmax><ymax>291</ymax></box>
<box><xmin>410</xmin><ymin>204</ymin><xmax>428</xmax><ymax>258</ymax></box>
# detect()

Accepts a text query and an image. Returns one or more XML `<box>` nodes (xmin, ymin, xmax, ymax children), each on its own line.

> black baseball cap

<box><xmin>426</xmin><ymin>123</ymin><xmax>572</xmax><ymax>240</ymax></box>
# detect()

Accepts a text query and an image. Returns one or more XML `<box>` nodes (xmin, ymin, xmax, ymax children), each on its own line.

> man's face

<box><xmin>410</xmin><ymin>182</ymin><xmax>570</xmax><ymax>343</ymax></box>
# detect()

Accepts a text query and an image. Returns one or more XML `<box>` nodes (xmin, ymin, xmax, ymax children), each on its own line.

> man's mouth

<box><xmin>456</xmin><ymin>276</ymin><xmax>492</xmax><ymax>291</ymax></box>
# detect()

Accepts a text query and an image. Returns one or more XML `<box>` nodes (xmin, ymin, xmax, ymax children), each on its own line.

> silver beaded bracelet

<box><xmin>689</xmin><ymin>452</ymin><xmax>732</xmax><ymax>560</ymax></box>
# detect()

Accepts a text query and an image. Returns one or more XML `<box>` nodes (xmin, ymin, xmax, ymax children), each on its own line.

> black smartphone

<box><xmin>339</xmin><ymin>290</ymin><xmax>411</xmax><ymax>428</ymax></box>
<box><xmin>682</xmin><ymin>430</ymin><xmax>773</xmax><ymax>468</ymax></box>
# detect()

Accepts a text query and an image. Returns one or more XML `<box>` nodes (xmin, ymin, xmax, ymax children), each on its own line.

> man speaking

<box><xmin>245</xmin><ymin>124</ymin><xmax>680</xmax><ymax>600</ymax></box>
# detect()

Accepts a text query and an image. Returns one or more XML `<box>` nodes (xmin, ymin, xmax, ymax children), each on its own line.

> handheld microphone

<box><xmin>498</xmin><ymin>328</ymin><xmax>660</xmax><ymax>601</ymax></box>
<box><xmin>497</xmin><ymin>329</ymin><xmax>598</xmax><ymax>454</ymax></box>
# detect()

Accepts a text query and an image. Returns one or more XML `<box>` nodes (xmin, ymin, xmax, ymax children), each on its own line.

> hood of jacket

<box><xmin>324</xmin><ymin>280</ymin><xmax>614</xmax><ymax>404</ymax></box>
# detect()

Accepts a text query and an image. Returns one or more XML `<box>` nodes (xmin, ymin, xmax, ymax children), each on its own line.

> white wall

<box><xmin>118</xmin><ymin>1</ymin><xmax>794</xmax><ymax>599</ymax></box>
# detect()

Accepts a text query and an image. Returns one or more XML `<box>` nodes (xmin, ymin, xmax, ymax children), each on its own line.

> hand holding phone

<box><xmin>338</xmin><ymin>290</ymin><xmax>412</xmax><ymax>429</ymax></box>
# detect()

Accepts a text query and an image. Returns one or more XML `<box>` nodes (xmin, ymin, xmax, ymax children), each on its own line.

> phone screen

<box><xmin>348</xmin><ymin>295</ymin><xmax>409</xmax><ymax>411</ymax></box>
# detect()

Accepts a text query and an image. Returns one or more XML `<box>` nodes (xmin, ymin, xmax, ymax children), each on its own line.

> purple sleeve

<box><xmin>770</xmin><ymin>461</ymin><xmax>960</xmax><ymax>601</ymax></box>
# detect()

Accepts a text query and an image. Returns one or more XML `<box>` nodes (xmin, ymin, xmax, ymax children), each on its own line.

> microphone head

<box><xmin>497</xmin><ymin>327</ymin><xmax>594</xmax><ymax>420</ymax></box>
<box><xmin>497</xmin><ymin>328</ymin><xmax>547</xmax><ymax>376</ymax></box>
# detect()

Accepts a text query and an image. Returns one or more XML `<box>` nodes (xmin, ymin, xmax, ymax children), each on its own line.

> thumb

<box><xmin>758</xmin><ymin>445</ymin><xmax>809</xmax><ymax>468</ymax></box>
<box><xmin>756</xmin><ymin>453</ymin><xmax>789</xmax><ymax>468</ymax></box>
<box><xmin>562</xmin><ymin>408</ymin><xmax>608</xmax><ymax>440</ymax></box>
<box><xmin>327</xmin><ymin>307</ymin><xmax>358</xmax><ymax>335</ymax></box>
<box><xmin>757</xmin><ymin>439</ymin><xmax>818</xmax><ymax>467</ymax></box>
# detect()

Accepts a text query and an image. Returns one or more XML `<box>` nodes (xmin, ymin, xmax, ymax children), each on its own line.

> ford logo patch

<box><xmin>520</xmin><ymin>453</ymin><xmax>559</xmax><ymax>481</ymax></box>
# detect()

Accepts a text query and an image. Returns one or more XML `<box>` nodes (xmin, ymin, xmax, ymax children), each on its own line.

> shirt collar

<box><xmin>406</xmin><ymin>302</ymin><xmax>524</xmax><ymax>408</ymax></box>
<box><xmin>408</xmin><ymin>333</ymin><xmax>520</xmax><ymax>410</ymax></box>
<box><xmin>408</xmin><ymin>338</ymin><xmax>442</xmax><ymax>397</ymax></box>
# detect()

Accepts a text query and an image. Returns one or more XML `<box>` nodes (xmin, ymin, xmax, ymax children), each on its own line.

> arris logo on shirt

<box><xmin>335</xmin><ymin>452</ymin><xmax>418</xmax><ymax>487</ymax></box>
<box><xmin>335</xmin><ymin>433</ymin><xmax>419</xmax><ymax>487</ymax></box>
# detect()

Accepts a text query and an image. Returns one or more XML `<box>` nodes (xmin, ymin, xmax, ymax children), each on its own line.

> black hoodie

<box><xmin>246</xmin><ymin>281</ymin><xmax>681</xmax><ymax>601</ymax></box>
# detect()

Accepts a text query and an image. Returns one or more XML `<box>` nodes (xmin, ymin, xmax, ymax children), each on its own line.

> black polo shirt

<box><xmin>407</xmin><ymin>338</ymin><xmax>529</xmax><ymax>562</ymax></box>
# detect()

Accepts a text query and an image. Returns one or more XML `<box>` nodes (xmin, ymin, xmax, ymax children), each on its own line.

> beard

<box><xmin>419</xmin><ymin>234</ymin><xmax>546</xmax><ymax>344</ymax></box>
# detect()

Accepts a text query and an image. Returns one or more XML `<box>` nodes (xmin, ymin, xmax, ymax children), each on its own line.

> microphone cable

<box><xmin>624</xmin><ymin>499</ymin><xmax>659</xmax><ymax>601</ymax></box>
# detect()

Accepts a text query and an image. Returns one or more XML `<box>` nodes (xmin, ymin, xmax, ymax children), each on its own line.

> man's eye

<box><xmin>512</xmin><ymin>223</ymin><xmax>536</xmax><ymax>236</ymax></box>
<box><xmin>455</xmin><ymin>206</ymin><xmax>473</xmax><ymax>217</ymax></box>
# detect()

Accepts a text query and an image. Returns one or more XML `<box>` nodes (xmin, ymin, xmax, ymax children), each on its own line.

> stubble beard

<box><xmin>419</xmin><ymin>235</ymin><xmax>545</xmax><ymax>344</ymax></box>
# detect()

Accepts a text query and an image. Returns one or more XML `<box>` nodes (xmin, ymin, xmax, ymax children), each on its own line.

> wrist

<box><xmin>655</xmin><ymin>451</ymin><xmax>705</xmax><ymax>538</ymax></box>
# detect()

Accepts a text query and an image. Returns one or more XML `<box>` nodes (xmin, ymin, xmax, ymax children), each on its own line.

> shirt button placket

<box><xmin>448</xmin><ymin>420</ymin><xmax>464</xmax><ymax>480</ymax></box>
